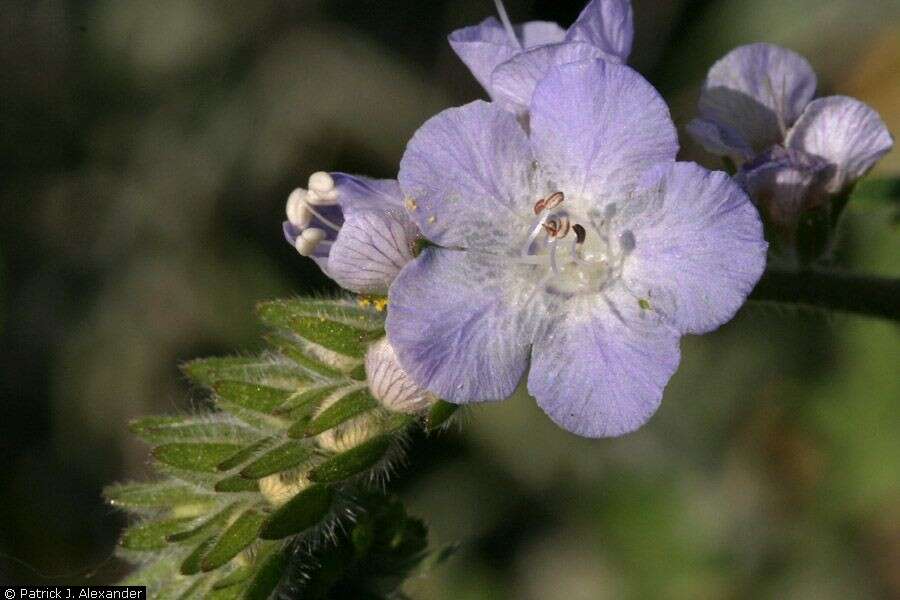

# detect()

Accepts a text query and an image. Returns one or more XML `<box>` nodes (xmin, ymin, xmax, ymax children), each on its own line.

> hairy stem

<box><xmin>749</xmin><ymin>269</ymin><xmax>900</xmax><ymax>321</ymax></box>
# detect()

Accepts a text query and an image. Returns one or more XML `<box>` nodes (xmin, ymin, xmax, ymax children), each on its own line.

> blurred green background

<box><xmin>1</xmin><ymin>0</ymin><xmax>898</xmax><ymax>597</ymax></box>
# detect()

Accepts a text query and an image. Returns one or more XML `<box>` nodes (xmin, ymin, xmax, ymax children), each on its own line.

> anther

<box><xmin>286</xmin><ymin>188</ymin><xmax>313</xmax><ymax>227</ymax></box>
<box><xmin>573</xmin><ymin>223</ymin><xmax>586</xmax><ymax>244</ymax></box>
<box><xmin>295</xmin><ymin>227</ymin><xmax>326</xmax><ymax>256</ymax></box>
<box><xmin>544</xmin><ymin>191</ymin><xmax>564</xmax><ymax>210</ymax></box>
<box><xmin>533</xmin><ymin>191</ymin><xmax>565</xmax><ymax>215</ymax></box>
<box><xmin>542</xmin><ymin>216</ymin><xmax>571</xmax><ymax>239</ymax></box>
<box><xmin>542</xmin><ymin>219</ymin><xmax>558</xmax><ymax>236</ymax></box>
<box><xmin>307</xmin><ymin>171</ymin><xmax>338</xmax><ymax>205</ymax></box>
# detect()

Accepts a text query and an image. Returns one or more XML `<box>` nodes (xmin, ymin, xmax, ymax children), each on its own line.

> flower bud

<box><xmin>365</xmin><ymin>338</ymin><xmax>436</xmax><ymax>414</ymax></box>
<box><xmin>314</xmin><ymin>394</ymin><xmax>378</xmax><ymax>453</ymax></box>
<box><xmin>258</xmin><ymin>468</ymin><xmax>313</xmax><ymax>508</ymax></box>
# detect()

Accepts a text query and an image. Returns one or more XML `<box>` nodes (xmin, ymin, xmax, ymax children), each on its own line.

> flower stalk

<box><xmin>749</xmin><ymin>269</ymin><xmax>900</xmax><ymax>321</ymax></box>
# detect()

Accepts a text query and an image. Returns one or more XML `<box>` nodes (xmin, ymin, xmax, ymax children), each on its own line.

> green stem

<box><xmin>749</xmin><ymin>269</ymin><xmax>900</xmax><ymax>321</ymax></box>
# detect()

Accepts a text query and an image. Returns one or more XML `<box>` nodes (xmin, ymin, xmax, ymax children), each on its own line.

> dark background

<box><xmin>1</xmin><ymin>1</ymin><xmax>898</xmax><ymax>597</ymax></box>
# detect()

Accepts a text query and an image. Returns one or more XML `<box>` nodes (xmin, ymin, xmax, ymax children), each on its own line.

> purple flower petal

<box><xmin>399</xmin><ymin>100</ymin><xmax>534</xmax><ymax>250</ymax></box>
<box><xmin>695</xmin><ymin>43</ymin><xmax>816</xmax><ymax>155</ymax></box>
<box><xmin>386</xmin><ymin>247</ymin><xmax>538</xmax><ymax>402</ymax></box>
<box><xmin>685</xmin><ymin>117</ymin><xmax>754</xmax><ymax>162</ymax></box>
<box><xmin>328</xmin><ymin>209</ymin><xmax>418</xmax><ymax>295</ymax></box>
<box><xmin>623</xmin><ymin>163</ymin><xmax>767</xmax><ymax>335</ymax></box>
<box><xmin>564</xmin><ymin>0</ymin><xmax>633</xmax><ymax>62</ymax></box>
<box><xmin>283</xmin><ymin>220</ymin><xmax>300</xmax><ymax>246</ymax></box>
<box><xmin>529</xmin><ymin>60</ymin><xmax>678</xmax><ymax>198</ymax></box>
<box><xmin>491</xmin><ymin>42</ymin><xmax>610</xmax><ymax>115</ymax></box>
<box><xmin>331</xmin><ymin>173</ymin><xmax>404</xmax><ymax>215</ymax></box>
<box><xmin>448</xmin><ymin>17</ymin><xmax>565</xmax><ymax>97</ymax></box>
<box><xmin>527</xmin><ymin>288</ymin><xmax>680</xmax><ymax>438</ymax></box>
<box><xmin>785</xmin><ymin>95</ymin><xmax>893</xmax><ymax>193</ymax></box>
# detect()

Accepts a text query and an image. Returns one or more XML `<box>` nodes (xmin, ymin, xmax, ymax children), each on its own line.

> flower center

<box><xmin>518</xmin><ymin>191</ymin><xmax>634</xmax><ymax>297</ymax></box>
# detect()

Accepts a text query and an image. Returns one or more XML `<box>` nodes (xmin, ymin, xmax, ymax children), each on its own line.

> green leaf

<box><xmin>273</xmin><ymin>384</ymin><xmax>346</xmax><ymax>417</ymax></box>
<box><xmin>213</xmin><ymin>566</ymin><xmax>254</xmax><ymax>590</ymax></box>
<box><xmin>382</xmin><ymin>412</ymin><xmax>414</xmax><ymax>434</ymax></box>
<box><xmin>215</xmin><ymin>403</ymin><xmax>285</xmax><ymax>432</ymax></box>
<box><xmin>242</xmin><ymin>548</ymin><xmax>288</xmax><ymax>600</ymax></box>
<box><xmin>257</xmin><ymin>299</ymin><xmax>383</xmax><ymax>358</ymax></box>
<box><xmin>129</xmin><ymin>416</ymin><xmax>258</xmax><ymax>445</ymax></box>
<box><xmin>239</xmin><ymin>441</ymin><xmax>313</xmax><ymax>479</ymax></box>
<box><xmin>266</xmin><ymin>333</ymin><xmax>346</xmax><ymax>379</ymax></box>
<box><xmin>258</xmin><ymin>298</ymin><xmax>384</xmax><ymax>329</ymax></box>
<box><xmin>285</xmin><ymin>317</ymin><xmax>381</xmax><ymax>358</ymax></box>
<box><xmin>216</xmin><ymin>438</ymin><xmax>273</xmax><ymax>472</ymax></box>
<box><xmin>153</xmin><ymin>443</ymin><xmax>246</xmax><ymax>473</ymax></box>
<box><xmin>105</xmin><ymin>482</ymin><xmax>214</xmax><ymax>512</ymax></box>
<box><xmin>152</xmin><ymin>463</ymin><xmax>221</xmax><ymax>489</ymax></box>
<box><xmin>307</xmin><ymin>435</ymin><xmax>392</xmax><ymax>484</ymax></box>
<box><xmin>183</xmin><ymin>356</ymin><xmax>311</xmax><ymax>390</ymax></box>
<box><xmin>181</xmin><ymin>535</ymin><xmax>217</xmax><ymax>575</ymax></box>
<box><xmin>167</xmin><ymin>503</ymin><xmax>239</xmax><ymax>543</ymax></box>
<box><xmin>425</xmin><ymin>400</ymin><xmax>459</xmax><ymax>431</ymax></box>
<box><xmin>215</xmin><ymin>475</ymin><xmax>260</xmax><ymax>493</ymax></box>
<box><xmin>259</xmin><ymin>484</ymin><xmax>333</xmax><ymax>540</ymax></box>
<box><xmin>121</xmin><ymin>517</ymin><xmax>194</xmax><ymax>551</ymax></box>
<box><xmin>215</xmin><ymin>381</ymin><xmax>294</xmax><ymax>414</ymax></box>
<box><xmin>206</xmin><ymin>584</ymin><xmax>246</xmax><ymax>600</ymax></box>
<box><xmin>299</xmin><ymin>388</ymin><xmax>377</xmax><ymax>438</ymax></box>
<box><xmin>175</xmin><ymin>577</ymin><xmax>212</xmax><ymax>599</ymax></box>
<box><xmin>201</xmin><ymin>509</ymin><xmax>266</xmax><ymax>571</ymax></box>
<box><xmin>120</xmin><ymin>553</ymin><xmax>182</xmax><ymax>588</ymax></box>
<box><xmin>348</xmin><ymin>363</ymin><xmax>367</xmax><ymax>381</ymax></box>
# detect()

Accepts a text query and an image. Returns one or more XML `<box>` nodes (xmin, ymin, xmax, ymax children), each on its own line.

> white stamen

<box><xmin>299</xmin><ymin>195</ymin><xmax>342</xmax><ymax>232</ymax></box>
<box><xmin>494</xmin><ymin>0</ymin><xmax>521</xmax><ymax>49</ymax></box>
<box><xmin>286</xmin><ymin>188</ymin><xmax>313</xmax><ymax>228</ymax></box>
<box><xmin>548</xmin><ymin>239</ymin><xmax>561</xmax><ymax>275</ymax></box>
<box><xmin>568</xmin><ymin>237</ymin><xmax>580</xmax><ymax>261</ymax></box>
<box><xmin>308</xmin><ymin>171</ymin><xmax>333</xmax><ymax>193</ymax></box>
<box><xmin>302</xmin><ymin>227</ymin><xmax>326</xmax><ymax>242</ymax></box>
<box><xmin>295</xmin><ymin>227</ymin><xmax>327</xmax><ymax>256</ymax></box>
<box><xmin>306</xmin><ymin>190</ymin><xmax>339</xmax><ymax>206</ymax></box>
<box><xmin>307</xmin><ymin>171</ymin><xmax>338</xmax><ymax>205</ymax></box>
<box><xmin>520</xmin><ymin>212</ymin><xmax>550</xmax><ymax>257</ymax></box>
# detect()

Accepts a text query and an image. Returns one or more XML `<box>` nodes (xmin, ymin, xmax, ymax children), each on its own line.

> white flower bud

<box><xmin>365</xmin><ymin>338</ymin><xmax>436</xmax><ymax>414</ymax></box>
<box><xmin>258</xmin><ymin>468</ymin><xmax>312</xmax><ymax>507</ymax></box>
<box><xmin>315</xmin><ymin>390</ymin><xmax>378</xmax><ymax>453</ymax></box>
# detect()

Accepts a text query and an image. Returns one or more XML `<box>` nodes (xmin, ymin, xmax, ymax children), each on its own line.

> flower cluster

<box><xmin>282</xmin><ymin>1</ymin><xmax>890</xmax><ymax>437</ymax></box>
<box><xmin>688</xmin><ymin>43</ymin><xmax>892</xmax><ymax>262</ymax></box>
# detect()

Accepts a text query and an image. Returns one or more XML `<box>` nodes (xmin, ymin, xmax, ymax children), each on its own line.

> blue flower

<box><xmin>450</xmin><ymin>0</ymin><xmax>633</xmax><ymax>115</ymax></box>
<box><xmin>688</xmin><ymin>43</ymin><xmax>893</xmax><ymax>229</ymax></box>
<box><xmin>283</xmin><ymin>172</ymin><xmax>419</xmax><ymax>295</ymax></box>
<box><xmin>386</xmin><ymin>60</ymin><xmax>767</xmax><ymax>438</ymax></box>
